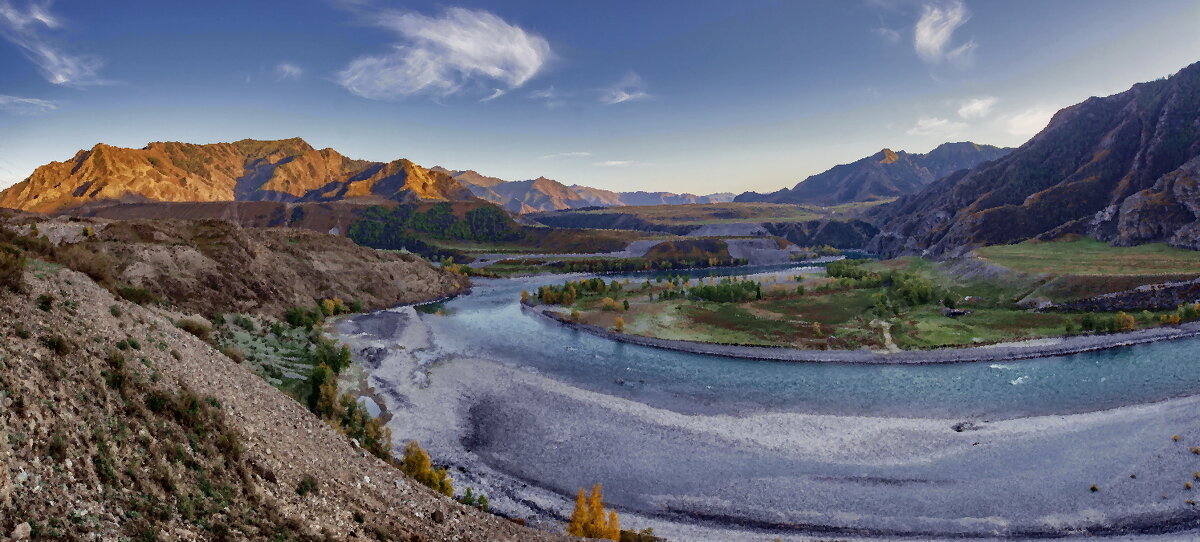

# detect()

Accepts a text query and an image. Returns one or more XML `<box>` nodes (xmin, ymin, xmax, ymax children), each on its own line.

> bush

<box><xmin>39</xmin><ymin>334</ymin><xmax>71</xmax><ymax>355</ymax></box>
<box><xmin>37</xmin><ymin>293</ymin><xmax>54</xmax><ymax>312</ymax></box>
<box><xmin>296</xmin><ymin>474</ymin><xmax>319</xmax><ymax>497</ymax></box>
<box><xmin>232</xmin><ymin>314</ymin><xmax>255</xmax><ymax>331</ymax></box>
<box><xmin>220</xmin><ymin>347</ymin><xmax>246</xmax><ymax>363</ymax></box>
<box><xmin>0</xmin><ymin>244</ymin><xmax>25</xmax><ymax>293</ymax></box>
<box><xmin>54</xmin><ymin>244</ymin><xmax>115</xmax><ymax>286</ymax></box>
<box><xmin>176</xmin><ymin>318</ymin><xmax>212</xmax><ymax>342</ymax></box>
<box><xmin>117</xmin><ymin>286</ymin><xmax>158</xmax><ymax>305</ymax></box>
<box><xmin>401</xmin><ymin>441</ymin><xmax>453</xmax><ymax>496</ymax></box>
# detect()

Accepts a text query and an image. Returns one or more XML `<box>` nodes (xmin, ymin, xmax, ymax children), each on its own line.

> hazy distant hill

<box><xmin>432</xmin><ymin>166</ymin><xmax>735</xmax><ymax>212</ymax></box>
<box><xmin>736</xmin><ymin>142</ymin><xmax>1011</xmax><ymax>205</ymax></box>
<box><xmin>0</xmin><ymin>138</ymin><xmax>477</xmax><ymax>213</ymax></box>
<box><xmin>869</xmin><ymin>60</ymin><xmax>1200</xmax><ymax>258</ymax></box>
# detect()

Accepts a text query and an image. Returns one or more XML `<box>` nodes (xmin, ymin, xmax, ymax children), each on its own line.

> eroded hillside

<box><xmin>0</xmin><ymin>218</ymin><xmax>566</xmax><ymax>541</ymax></box>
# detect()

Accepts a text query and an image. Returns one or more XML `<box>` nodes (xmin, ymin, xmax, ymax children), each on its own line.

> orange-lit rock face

<box><xmin>0</xmin><ymin>137</ymin><xmax>475</xmax><ymax>213</ymax></box>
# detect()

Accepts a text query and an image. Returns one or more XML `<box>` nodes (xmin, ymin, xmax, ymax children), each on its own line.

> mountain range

<box><xmin>736</xmin><ymin>142</ymin><xmax>1012</xmax><ymax>205</ymax></box>
<box><xmin>431</xmin><ymin>166</ymin><xmax>734</xmax><ymax>213</ymax></box>
<box><xmin>869</xmin><ymin>60</ymin><xmax>1200</xmax><ymax>258</ymax></box>
<box><xmin>0</xmin><ymin>137</ymin><xmax>474</xmax><ymax>213</ymax></box>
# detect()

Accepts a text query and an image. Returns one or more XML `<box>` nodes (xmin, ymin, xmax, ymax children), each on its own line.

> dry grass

<box><xmin>977</xmin><ymin>238</ymin><xmax>1200</xmax><ymax>276</ymax></box>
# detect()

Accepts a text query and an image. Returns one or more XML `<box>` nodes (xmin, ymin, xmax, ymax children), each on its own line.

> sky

<box><xmin>0</xmin><ymin>1</ymin><xmax>1198</xmax><ymax>196</ymax></box>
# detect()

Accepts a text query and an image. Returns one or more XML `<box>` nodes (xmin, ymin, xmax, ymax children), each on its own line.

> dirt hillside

<box><xmin>0</xmin><ymin>248</ymin><xmax>567</xmax><ymax>541</ymax></box>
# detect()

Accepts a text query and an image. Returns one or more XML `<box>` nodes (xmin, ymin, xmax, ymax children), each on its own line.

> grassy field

<box><xmin>545</xmin><ymin>253</ymin><xmax>1189</xmax><ymax>351</ymax></box>
<box><xmin>976</xmin><ymin>238</ymin><xmax>1200</xmax><ymax>275</ymax></box>
<box><xmin>566</xmin><ymin>201</ymin><xmax>888</xmax><ymax>225</ymax></box>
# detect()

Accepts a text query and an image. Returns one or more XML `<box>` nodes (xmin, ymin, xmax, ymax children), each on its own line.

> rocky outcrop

<box><xmin>763</xmin><ymin>219</ymin><xmax>880</xmax><ymax>249</ymax></box>
<box><xmin>1053</xmin><ymin>276</ymin><xmax>1200</xmax><ymax>312</ymax></box>
<box><xmin>0</xmin><ymin>138</ymin><xmax>477</xmax><ymax>213</ymax></box>
<box><xmin>1094</xmin><ymin>155</ymin><xmax>1200</xmax><ymax>248</ymax></box>
<box><xmin>736</xmin><ymin>142</ymin><xmax>1011</xmax><ymax>205</ymax></box>
<box><xmin>870</xmin><ymin>61</ymin><xmax>1200</xmax><ymax>259</ymax></box>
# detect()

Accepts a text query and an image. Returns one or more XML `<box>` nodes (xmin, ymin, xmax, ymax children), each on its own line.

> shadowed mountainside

<box><xmin>869</xmin><ymin>60</ymin><xmax>1200</xmax><ymax>259</ymax></box>
<box><xmin>432</xmin><ymin>167</ymin><xmax>734</xmax><ymax>213</ymax></box>
<box><xmin>737</xmin><ymin>142</ymin><xmax>1012</xmax><ymax>206</ymax></box>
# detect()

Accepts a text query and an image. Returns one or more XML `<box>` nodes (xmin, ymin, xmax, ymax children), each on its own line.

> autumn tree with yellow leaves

<box><xmin>567</xmin><ymin>484</ymin><xmax>620</xmax><ymax>540</ymax></box>
<box><xmin>401</xmin><ymin>441</ymin><xmax>454</xmax><ymax>496</ymax></box>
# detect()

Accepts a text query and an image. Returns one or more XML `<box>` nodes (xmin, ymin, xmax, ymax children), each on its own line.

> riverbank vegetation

<box><xmin>531</xmin><ymin>254</ymin><xmax>1200</xmax><ymax>351</ymax></box>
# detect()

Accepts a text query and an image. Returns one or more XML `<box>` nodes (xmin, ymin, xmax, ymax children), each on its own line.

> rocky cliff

<box><xmin>870</xmin><ymin>61</ymin><xmax>1200</xmax><ymax>258</ymax></box>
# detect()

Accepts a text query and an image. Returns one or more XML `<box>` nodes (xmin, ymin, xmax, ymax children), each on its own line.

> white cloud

<box><xmin>873</xmin><ymin>27</ymin><xmax>901</xmax><ymax>43</ymax></box>
<box><xmin>906</xmin><ymin>116</ymin><xmax>967</xmax><ymax>137</ymax></box>
<box><xmin>957</xmin><ymin>96</ymin><xmax>997</xmax><ymax>119</ymax></box>
<box><xmin>336</xmin><ymin>7</ymin><xmax>550</xmax><ymax>101</ymax></box>
<box><xmin>913</xmin><ymin>0</ymin><xmax>975</xmax><ymax>66</ymax></box>
<box><xmin>594</xmin><ymin>160</ymin><xmax>635</xmax><ymax>167</ymax></box>
<box><xmin>528</xmin><ymin>86</ymin><xmax>565</xmax><ymax>108</ymax></box>
<box><xmin>540</xmin><ymin>151</ymin><xmax>590</xmax><ymax>159</ymax></box>
<box><xmin>275</xmin><ymin>61</ymin><xmax>303</xmax><ymax>80</ymax></box>
<box><xmin>600</xmin><ymin>73</ymin><xmax>650</xmax><ymax>105</ymax></box>
<box><xmin>1004</xmin><ymin>108</ymin><xmax>1056</xmax><ymax>137</ymax></box>
<box><xmin>0</xmin><ymin>0</ymin><xmax>105</xmax><ymax>86</ymax></box>
<box><xmin>0</xmin><ymin>94</ymin><xmax>56</xmax><ymax>114</ymax></box>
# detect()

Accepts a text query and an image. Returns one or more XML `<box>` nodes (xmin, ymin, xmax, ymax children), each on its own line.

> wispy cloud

<box><xmin>913</xmin><ymin>0</ymin><xmax>975</xmax><ymax>66</ymax></box>
<box><xmin>528</xmin><ymin>85</ymin><xmax>565</xmax><ymax>108</ymax></box>
<box><xmin>336</xmin><ymin>6</ymin><xmax>550</xmax><ymax>101</ymax></box>
<box><xmin>957</xmin><ymin>96</ymin><xmax>996</xmax><ymax>119</ymax></box>
<box><xmin>540</xmin><ymin>151</ymin><xmax>590</xmax><ymax>159</ymax></box>
<box><xmin>0</xmin><ymin>94</ymin><xmax>56</xmax><ymax>114</ymax></box>
<box><xmin>1004</xmin><ymin>107</ymin><xmax>1056</xmax><ymax>137</ymax></box>
<box><xmin>906</xmin><ymin>116</ymin><xmax>967</xmax><ymax>137</ymax></box>
<box><xmin>0</xmin><ymin>0</ymin><xmax>105</xmax><ymax>86</ymax></box>
<box><xmin>275</xmin><ymin>61</ymin><xmax>303</xmax><ymax>80</ymax></box>
<box><xmin>593</xmin><ymin>160</ymin><xmax>635</xmax><ymax>167</ymax></box>
<box><xmin>600</xmin><ymin>73</ymin><xmax>649</xmax><ymax>105</ymax></box>
<box><xmin>873</xmin><ymin>27</ymin><xmax>901</xmax><ymax>44</ymax></box>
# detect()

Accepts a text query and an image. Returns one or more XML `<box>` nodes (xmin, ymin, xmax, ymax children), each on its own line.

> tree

<box><xmin>401</xmin><ymin>441</ymin><xmax>453</xmax><ymax>496</ymax></box>
<box><xmin>520</xmin><ymin>290</ymin><xmax>530</xmax><ymax>304</ymax></box>
<box><xmin>1115</xmin><ymin>311</ymin><xmax>1136</xmax><ymax>332</ymax></box>
<box><xmin>567</xmin><ymin>484</ymin><xmax>619</xmax><ymax>540</ymax></box>
<box><xmin>614</xmin><ymin>316</ymin><xmax>625</xmax><ymax>333</ymax></box>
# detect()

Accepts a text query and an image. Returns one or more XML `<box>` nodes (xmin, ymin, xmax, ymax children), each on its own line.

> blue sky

<box><xmin>0</xmin><ymin>0</ymin><xmax>1198</xmax><ymax>195</ymax></box>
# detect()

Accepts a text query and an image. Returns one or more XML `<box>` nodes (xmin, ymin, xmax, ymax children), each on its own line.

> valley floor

<box><xmin>336</xmin><ymin>293</ymin><xmax>1200</xmax><ymax>541</ymax></box>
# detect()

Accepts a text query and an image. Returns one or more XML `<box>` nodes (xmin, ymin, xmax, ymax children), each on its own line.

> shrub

<box><xmin>0</xmin><ymin>244</ymin><xmax>25</xmax><ymax>293</ymax></box>
<box><xmin>39</xmin><ymin>334</ymin><xmax>70</xmax><ymax>355</ymax></box>
<box><xmin>14</xmin><ymin>325</ymin><xmax>31</xmax><ymax>339</ymax></box>
<box><xmin>220</xmin><ymin>347</ymin><xmax>246</xmax><ymax>363</ymax></box>
<box><xmin>117</xmin><ymin>286</ymin><xmax>158</xmax><ymax>305</ymax></box>
<box><xmin>176</xmin><ymin>319</ymin><xmax>211</xmax><ymax>342</ymax></box>
<box><xmin>109</xmin><ymin>305</ymin><xmax>121</xmax><ymax>317</ymax></box>
<box><xmin>401</xmin><ymin>441</ymin><xmax>453</xmax><ymax>496</ymax></box>
<box><xmin>232</xmin><ymin>315</ymin><xmax>255</xmax><ymax>331</ymax></box>
<box><xmin>37</xmin><ymin>293</ymin><xmax>54</xmax><ymax>312</ymax></box>
<box><xmin>296</xmin><ymin>474</ymin><xmax>319</xmax><ymax>497</ymax></box>
<box><xmin>54</xmin><ymin>244</ymin><xmax>115</xmax><ymax>286</ymax></box>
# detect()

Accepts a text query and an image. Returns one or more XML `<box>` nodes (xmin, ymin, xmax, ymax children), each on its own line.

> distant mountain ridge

<box><xmin>0</xmin><ymin>138</ymin><xmax>476</xmax><ymax>213</ymax></box>
<box><xmin>736</xmin><ymin>142</ymin><xmax>1012</xmax><ymax>205</ymax></box>
<box><xmin>431</xmin><ymin>166</ymin><xmax>735</xmax><ymax>213</ymax></box>
<box><xmin>869</xmin><ymin>60</ymin><xmax>1200</xmax><ymax>258</ymax></box>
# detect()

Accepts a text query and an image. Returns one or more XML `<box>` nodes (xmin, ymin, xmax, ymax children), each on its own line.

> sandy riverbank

<box><xmin>523</xmin><ymin>303</ymin><xmax>1200</xmax><ymax>364</ymax></box>
<box><xmin>336</xmin><ymin>303</ymin><xmax>1200</xmax><ymax>541</ymax></box>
